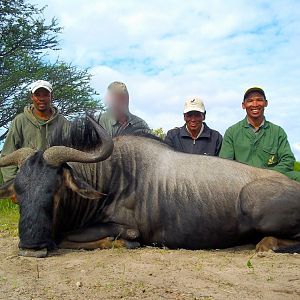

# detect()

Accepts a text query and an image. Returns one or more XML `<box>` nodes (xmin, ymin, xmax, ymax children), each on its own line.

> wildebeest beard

<box><xmin>15</xmin><ymin>151</ymin><xmax>62</xmax><ymax>250</ymax></box>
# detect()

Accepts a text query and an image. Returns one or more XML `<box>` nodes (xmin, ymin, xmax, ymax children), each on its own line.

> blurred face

<box><xmin>242</xmin><ymin>92</ymin><xmax>267</xmax><ymax>120</ymax></box>
<box><xmin>184</xmin><ymin>111</ymin><xmax>204</xmax><ymax>132</ymax></box>
<box><xmin>105</xmin><ymin>92</ymin><xmax>129</xmax><ymax>117</ymax></box>
<box><xmin>31</xmin><ymin>88</ymin><xmax>52</xmax><ymax>112</ymax></box>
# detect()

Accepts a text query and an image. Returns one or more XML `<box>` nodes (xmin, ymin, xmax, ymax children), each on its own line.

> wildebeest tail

<box><xmin>274</xmin><ymin>243</ymin><xmax>300</xmax><ymax>253</ymax></box>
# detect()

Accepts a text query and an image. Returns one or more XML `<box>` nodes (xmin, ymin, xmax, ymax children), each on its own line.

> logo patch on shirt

<box><xmin>267</xmin><ymin>155</ymin><xmax>276</xmax><ymax>165</ymax></box>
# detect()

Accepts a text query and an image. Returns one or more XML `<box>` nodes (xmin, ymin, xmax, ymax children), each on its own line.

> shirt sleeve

<box><xmin>219</xmin><ymin>128</ymin><xmax>235</xmax><ymax>159</ymax></box>
<box><xmin>1</xmin><ymin>118</ymin><xmax>22</xmax><ymax>182</ymax></box>
<box><xmin>130</xmin><ymin>118</ymin><xmax>151</xmax><ymax>134</ymax></box>
<box><xmin>215</xmin><ymin>133</ymin><xmax>223</xmax><ymax>156</ymax></box>
<box><xmin>270</xmin><ymin>128</ymin><xmax>295</xmax><ymax>174</ymax></box>
<box><xmin>140</xmin><ymin>120</ymin><xmax>151</xmax><ymax>133</ymax></box>
<box><xmin>164</xmin><ymin>130</ymin><xmax>175</xmax><ymax>148</ymax></box>
<box><xmin>97</xmin><ymin>113</ymin><xmax>113</xmax><ymax>137</ymax></box>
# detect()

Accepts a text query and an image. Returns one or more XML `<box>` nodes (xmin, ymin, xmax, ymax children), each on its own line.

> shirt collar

<box><xmin>246</xmin><ymin>117</ymin><xmax>265</xmax><ymax>133</ymax></box>
<box><xmin>180</xmin><ymin>123</ymin><xmax>210</xmax><ymax>139</ymax></box>
<box><xmin>108</xmin><ymin>110</ymin><xmax>131</xmax><ymax>126</ymax></box>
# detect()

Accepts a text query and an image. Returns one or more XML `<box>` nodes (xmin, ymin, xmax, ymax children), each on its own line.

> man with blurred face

<box><xmin>1</xmin><ymin>80</ymin><xmax>69</xmax><ymax>184</ymax></box>
<box><xmin>219</xmin><ymin>87</ymin><xmax>300</xmax><ymax>182</ymax></box>
<box><xmin>98</xmin><ymin>81</ymin><xmax>150</xmax><ymax>137</ymax></box>
<box><xmin>164</xmin><ymin>96</ymin><xmax>222</xmax><ymax>155</ymax></box>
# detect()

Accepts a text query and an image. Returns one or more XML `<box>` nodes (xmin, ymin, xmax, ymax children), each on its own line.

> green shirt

<box><xmin>219</xmin><ymin>117</ymin><xmax>295</xmax><ymax>175</ymax></box>
<box><xmin>1</xmin><ymin>105</ymin><xmax>69</xmax><ymax>182</ymax></box>
<box><xmin>98</xmin><ymin>110</ymin><xmax>150</xmax><ymax>137</ymax></box>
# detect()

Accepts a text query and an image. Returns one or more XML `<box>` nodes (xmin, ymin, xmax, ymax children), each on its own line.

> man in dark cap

<box><xmin>219</xmin><ymin>87</ymin><xmax>300</xmax><ymax>182</ymax></box>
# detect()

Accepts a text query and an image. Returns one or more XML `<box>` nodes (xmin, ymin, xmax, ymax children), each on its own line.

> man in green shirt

<box><xmin>1</xmin><ymin>80</ymin><xmax>69</xmax><ymax>183</ymax></box>
<box><xmin>98</xmin><ymin>81</ymin><xmax>150</xmax><ymax>137</ymax></box>
<box><xmin>219</xmin><ymin>87</ymin><xmax>300</xmax><ymax>182</ymax></box>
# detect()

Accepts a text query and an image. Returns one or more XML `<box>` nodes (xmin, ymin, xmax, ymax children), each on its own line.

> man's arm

<box><xmin>138</xmin><ymin>119</ymin><xmax>151</xmax><ymax>134</ymax></box>
<box><xmin>97</xmin><ymin>113</ymin><xmax>114</xmax><ymax>137</ymax></box>
<box><xmin>270</xmin><ymin>128</ymin><xmax>295</xmax><ymax>174</ymax></box>
<box><xmin>164</xmin><ymin>130</ymin><xmax>176</xmax><ymax>148</ymax></box>
<box><xmin>1</xmin><ymin>118</ymin><xmax>22</xmax><ymax>182</ymax></box>
<box><xmin>215</xmin><ymin>133</ymin><xmax>223</xmax><ymax>156</ymax></box>
<box><xmin>132</xmin><ymin>115</ymin><xmax>151</xmax><ymax>134</ymax></box>
<box><xmin>219</xmin><ymin>128</ymin><xmax>235</xmax><ymax>159</ymax></box>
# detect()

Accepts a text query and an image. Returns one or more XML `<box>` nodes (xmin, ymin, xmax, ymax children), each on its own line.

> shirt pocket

<box><xmin>262</xmin><ymin>147</ymin><xmax>278</xmax><ymax>167</ymax></box>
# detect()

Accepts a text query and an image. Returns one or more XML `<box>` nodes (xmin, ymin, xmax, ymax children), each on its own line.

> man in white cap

<box><xmin>1</xmin><ymin>80</ymin><xmax>69</xmax><ymax>184</ymax></box>
<box><xmin>98</xmin><ymin>81</ymin><xmax>150</xmax><ymax>136</ymax></box>
<box><xmin>164</xmin><ymin>96</ymin><xmax>222</xmax><ymax>155</ymax></box>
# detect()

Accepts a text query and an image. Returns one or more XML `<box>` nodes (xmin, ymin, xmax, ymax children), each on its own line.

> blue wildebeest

<box><xmin>0</xmin><ymin>116</ymin><xmax>299</xmax><ymax>257</ymax></box>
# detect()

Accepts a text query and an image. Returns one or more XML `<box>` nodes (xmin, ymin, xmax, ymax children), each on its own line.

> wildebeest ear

<box><xmin>62</xmin><ymin>168</ymin><xmax>105</xmax><ymax>200</ymax></box>
<box><xmin>0</xmin><ymin>180</ymin><xmax>15</xmax><ymax>199</ymax></box>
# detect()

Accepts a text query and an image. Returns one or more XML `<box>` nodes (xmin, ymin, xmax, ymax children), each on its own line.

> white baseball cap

<box><xmin>183</xmin><ymin>96</ymin><xmax>206</xmax><ymax>113</ymax></box>
<box><xmin>30</xmin><ymin>80</ymin><xmax>53</xmax><ymax>93</ymax></box>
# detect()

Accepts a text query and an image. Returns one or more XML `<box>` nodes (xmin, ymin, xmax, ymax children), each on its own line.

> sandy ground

<box><xmin>0</xmin><ymin>237</ymin><xmax>299</xmax><ymax>300</ymax></box>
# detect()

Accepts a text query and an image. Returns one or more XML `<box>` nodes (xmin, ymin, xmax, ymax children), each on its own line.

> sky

<box><xmin>33</xmin><ymin>0</ymin><xmax>300</xmax><ymax>159</ymax></box>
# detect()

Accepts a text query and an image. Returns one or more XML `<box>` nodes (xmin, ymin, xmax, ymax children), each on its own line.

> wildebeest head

<box><xmin>0</xmin><ymin>117</ymin><xmax>113</xmax><ymax>252</ymax></box>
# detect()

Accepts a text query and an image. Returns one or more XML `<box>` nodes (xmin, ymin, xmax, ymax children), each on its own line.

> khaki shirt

<box><xmin>98</xmin><ymin>111</ymin><xmax>150</xmax><ymax>137</ymax></box>
<box><xmin>1</xmin><ymin>105</ymin><xmax>69</xmax><ymax>182</ymax></box>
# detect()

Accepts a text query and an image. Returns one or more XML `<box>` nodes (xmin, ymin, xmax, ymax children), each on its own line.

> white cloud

<box><xmin>33</xmin><ymin>0</ymin><xmax>300</xmax><ymax>159</ymax></box>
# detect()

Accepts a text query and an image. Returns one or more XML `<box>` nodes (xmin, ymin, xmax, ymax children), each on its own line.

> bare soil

<box><xmin>0</xmin><ymin>237</ymin><xmax>299</xmax><ymax>300</ymax></box>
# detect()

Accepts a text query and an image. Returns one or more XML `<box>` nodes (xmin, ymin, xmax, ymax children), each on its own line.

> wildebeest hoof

<box><xmin>124</xmin><ymin>241</ymin><xmax>140</xmax><ymax>249</ymax></box>
<box><xmin>255</xmin><ymin>237</ymin><xmax>278</xmax><ymax>252</ymax></box>
<box><xmin>18</xmin><ymin>248</ymin><xmax>48</xmax><ymax>258</ymax></box>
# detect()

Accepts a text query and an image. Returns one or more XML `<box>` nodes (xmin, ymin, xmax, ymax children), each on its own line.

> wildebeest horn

<box><xmin>43</xmin><ymin>116</ymin><xmax>114</xmax><ymax>166</ymax></box>
<box><xmin>0</xmin><ymin>148</ymin><xmax>36</xmax><ymax>167</ymax></box>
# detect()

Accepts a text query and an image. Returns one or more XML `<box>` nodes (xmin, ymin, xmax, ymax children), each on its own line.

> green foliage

<box><xmin>294</xmin><ymin>161</ymin><xmax>300</xmax><ymax>171</ymax></box>
<box><xmin>0</xmin><ymin>0</ymin><xmax>61</xmax><ymax>59</ymax></box>
<box><xmin>0</xmin><ymin>0</ymin><xmax>103</xmax><ymax>139</ymax></box>
<box><xmin>152</xmin><ymin>128</ymin><xmax>166</xmax><ymax>140</ymax></box>
<box><xmin>0</xmin><ymin>170</ymin><xmax>18</xmax><ymax>237</ymax></box>
<box><xmin>246</xmin><ymin>259</ymin><xmax>254</xmax><ymax>269</ymax></box>
<box><xmin>0</xmin><ymin>200</ymin><xmax>19</xmax><ymax>237</ymax></box>
<box><xmin>246</xmin><ymin>252</ymin><xmax>255</xmax><ymax>271</ymax></box>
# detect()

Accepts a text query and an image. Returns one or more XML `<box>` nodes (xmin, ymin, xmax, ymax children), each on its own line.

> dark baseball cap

<box><xmin>243</xmin><ymin>87</ymin><xmax>266</xmax><ymax>101</ymax></box>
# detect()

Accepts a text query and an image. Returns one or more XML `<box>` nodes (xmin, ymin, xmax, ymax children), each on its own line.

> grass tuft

<box><xmin>0</xmin><ymin>199</ymin><xmax>19</xmax><ymax>237</ymax></box>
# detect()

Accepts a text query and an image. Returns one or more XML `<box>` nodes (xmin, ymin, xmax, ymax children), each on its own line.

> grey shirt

<box><xmin>98</xmin><ymin>110</ymin><xmax>150</xmax><ymax>137</ymax></box>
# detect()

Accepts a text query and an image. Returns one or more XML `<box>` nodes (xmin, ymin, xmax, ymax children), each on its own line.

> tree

<box><xmin>152</xmin><ymin>128</ymin><xmax>166</xmax><ymax>139</ymax></box>
<box><xmin>0</xmin><ymin>0</ymin><xmax>103</xmax><ymax>141</ymax></box>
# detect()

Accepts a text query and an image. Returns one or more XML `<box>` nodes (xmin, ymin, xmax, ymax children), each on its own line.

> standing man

<box><xmin>1</xmin><ymin>80</ymin><xmax>69</xmax><ymax>183</ymax></box>
<box><xmin>219</xmin><ymin>87</ymin><xmax>300</xmax><ymax>181</ymax></box>
<box><xmin>164</xmin><ymin>96</ymin><xmax>223</xmax><ymax>155</ymax></box>
<box><xmin>98</xmin><ymin>81</ymin><xmax>150</xmax><ymax>136</ymax></box>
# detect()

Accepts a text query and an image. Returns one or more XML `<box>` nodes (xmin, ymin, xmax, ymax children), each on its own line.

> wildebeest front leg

<box><xmin>59</xmin><ymin>237</ymin><xmax>139</xmax><ymax>250</ymax></box>
<box><xmin>59</xmin><ymin>223</ymin><xmax>140</xmax><ymax>250</ymax></box>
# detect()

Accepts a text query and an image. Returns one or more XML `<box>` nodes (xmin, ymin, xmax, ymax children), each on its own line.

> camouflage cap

<box><xmin>107</xmin><ymin>81</ymin><xmax>129</xmax><ymax>95</ymax></box>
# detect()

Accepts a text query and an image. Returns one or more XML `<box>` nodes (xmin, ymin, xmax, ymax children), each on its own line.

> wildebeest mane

<box><xmin>49</xmin><ymin>114</ymin><xmax>166</xmax><ymax>151</ymax></box>
<box><xmin>49</xmin><ymin>115</ymin><xmax>103</xmax><ymax>150</ymax></box>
